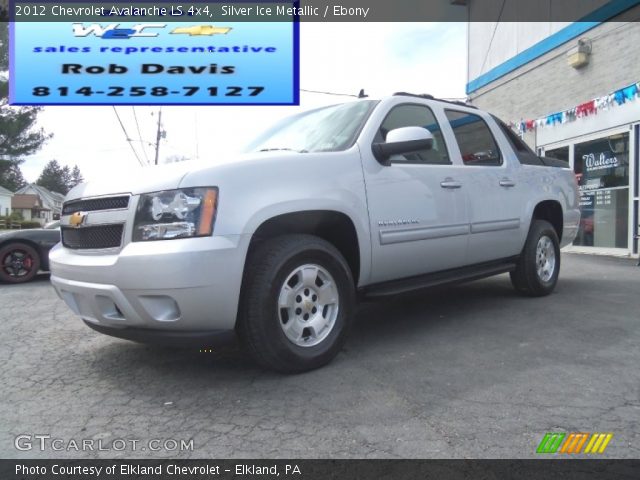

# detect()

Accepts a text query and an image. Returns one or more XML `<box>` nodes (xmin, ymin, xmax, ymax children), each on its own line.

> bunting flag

<box><xmin>513</xmin><ymin>81</ymin><xmax>640</xmax><ymax>134</ymax></box>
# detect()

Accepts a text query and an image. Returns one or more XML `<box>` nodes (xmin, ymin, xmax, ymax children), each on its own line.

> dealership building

<box><xmin>466</xmin><ymin>0</ymin><xmax>640</xmax><ymax>258</ymax></box>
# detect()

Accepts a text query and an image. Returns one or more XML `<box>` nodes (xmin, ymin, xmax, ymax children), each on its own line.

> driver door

<box><xmin>361</xmin><ymin>103</ymin><xmax>470</xmax><ymax>284</ymax></box>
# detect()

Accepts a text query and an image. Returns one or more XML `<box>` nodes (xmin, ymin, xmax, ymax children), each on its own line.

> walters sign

<box><xmin>583</xmin><ymin>152</ymin><xmax>619</xmax><ymax>172</ymax></box>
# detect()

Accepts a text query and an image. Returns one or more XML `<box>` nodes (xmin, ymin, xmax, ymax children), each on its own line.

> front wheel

<box><xmin>238</xmin><ymin>234</ymin><xmax>355</xmax><ymax>373</ymax></box>
<box><xmin>510</xmin><ymin>220</ymin><xmax>560</xmax><ymax>297</ymax></box>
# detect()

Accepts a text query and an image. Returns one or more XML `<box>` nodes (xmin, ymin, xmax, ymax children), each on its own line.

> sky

<box><xmin>21</xmin><ymin>23</ymin><xmax>468</xmax><ymax>184</ymax></box>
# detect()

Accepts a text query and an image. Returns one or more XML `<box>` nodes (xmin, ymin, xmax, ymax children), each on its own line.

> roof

<box><xmin>0</xmin><ymin>186</ymin><xmax>13</xmax><ymax>196</ymax></box>
<box><xmin>15</xmin><ymin>184</ymin><xmax>64</xmax><ymax>207</ymax></box>
<box><xmin>392</xmin><ymin>92</ymin><xmax>477</xmax><ymax>109</ymax></box>
<box><xmin>11</xmin><ymin>194</ymin><xmax>50</xmax><ymax>210</ymax></box>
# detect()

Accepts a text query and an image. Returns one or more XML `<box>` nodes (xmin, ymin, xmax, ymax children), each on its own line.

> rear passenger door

<box><xmin>443</xmin><ymin>109</ymin><xmax>524</xmax><ymax>264</ymax></box>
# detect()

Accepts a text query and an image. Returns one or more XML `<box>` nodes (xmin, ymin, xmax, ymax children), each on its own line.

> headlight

<box><xmin>133</xmin><ymin>187</ymin><xmax>218</xmax><ymax>241</ymax></box>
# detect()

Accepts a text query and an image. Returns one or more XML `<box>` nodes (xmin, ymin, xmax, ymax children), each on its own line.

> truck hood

<box><xmin>65</xmin><ymin>152</ymin><xmax>302</xmax><ymax>201</ymax></box>
<box><xmin>66</xmin><ymin>161</ymin><xmax>200</xmax><ymax>200</ymax></box>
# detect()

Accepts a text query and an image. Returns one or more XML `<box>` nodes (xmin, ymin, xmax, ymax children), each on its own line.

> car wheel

<box><xmin>0</xmin><ymin>242</ymin><xmax>41</xmax><ymax>284</ymax></box>
<box><xmin>510</xmin><ymin>220</ymin><xmax>560</xmax><ymax>297</ymax></box>
<box><xmin>238</xmin><ymin>234</ymin><xmax>355</xmax><ymax>373</ymax></box>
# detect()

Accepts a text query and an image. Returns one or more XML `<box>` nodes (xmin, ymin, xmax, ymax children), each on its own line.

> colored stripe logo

<box><xmin>584</xmin><ymin>433</ymin><xmax>614</xmax><ymax>454</ymax></box>
<box><xmin>537</xmin><ymin>433</ymin><xmax>565</xmax><ymax>453</ymax></box>
<box><xmin>537</xmin><ymin>432</ymin><xmax>613</xmax><ymax>454</ymax></box>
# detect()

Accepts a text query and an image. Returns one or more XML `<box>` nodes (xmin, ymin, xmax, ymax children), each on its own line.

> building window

<box><xmin>573</xmin><ymin>133</ymin><xmax>629</xmax><ymax>249</ymax></box>
<box><xmin>445</xmin><ymin>110</ymin><xmax>502</xmax><ymax>166</ymax></box>
<box><xmin>545</xmin><ymin>146</ymin><xmax>570</xmax><ymax>165</ymax></box>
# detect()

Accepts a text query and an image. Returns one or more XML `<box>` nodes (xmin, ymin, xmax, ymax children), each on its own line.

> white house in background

<box><xmin>11</xmin><ymin>194</ymin><xmax>51</xmax><ymax>224</ymax></box>
<box><xmin>0</xmin><ymin>186</ymin><xmax>13</xmax><ymax>217</ymax></box>
<box><xmin>15</xmin><ymin>184</ymin><xmax>65</xmax><ymax>220</ymax></box>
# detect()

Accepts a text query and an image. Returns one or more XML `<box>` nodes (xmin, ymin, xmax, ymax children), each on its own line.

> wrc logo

<box><xmin>537</xmin><ymin>432</ymin><xmax>613</xmax><ymax>454</ymax></box>
<box><xmin>72</xmin><ymin>23</ymin><xmax>166</xmax><ymax>39</ymax></box>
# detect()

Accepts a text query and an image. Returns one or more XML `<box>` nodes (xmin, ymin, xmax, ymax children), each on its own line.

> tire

<box><xmin>237</xmin><ymin>234</ymin><xmax>356</xmax><ymax>373</ymax></box>
<box><xmin>510</xmin><ymin>220</ymin><xmax>560</xmax><ymax>297</ymax></box>
<box><xmin>0</xmin><ymin>242</ymin><xmax>41</xmax><ymax>284</ymax></box>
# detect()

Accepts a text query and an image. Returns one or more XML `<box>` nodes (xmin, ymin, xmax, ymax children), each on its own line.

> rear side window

<box><xmin>377</xmin><ymin>104</ymin><xmax>450</xmax><ymax>165</ymax></box>
<box><xmin>445</xmin><ymin>110</ymin><xmax>502</xmax><ymax>166</ymax></box>
<box><xmin>494</xmin><ymin>116</ymin><xmax>546</xmax><ymax>166</ymax></box>
<box><xmin>494</xmin><ymin>117</ymin><xmax>533</xmax><ymax>153</ymax></box>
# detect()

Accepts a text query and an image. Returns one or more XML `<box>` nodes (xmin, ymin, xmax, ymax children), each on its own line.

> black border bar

<box><xmin>2</xmin><ymin>459</ymin><xmax>640</xmax><ymax>480</ymax></box>
<box><xmin>4</xmin><ymin>0</ymin><xmax>640</xmax><ymax>22</ymax></box>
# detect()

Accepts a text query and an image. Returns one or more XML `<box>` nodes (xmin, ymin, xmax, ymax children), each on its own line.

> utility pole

<box><xmin>153</xmin><ymin>107</ymin><xmax>163</xmax><ymax>165</ymax></box>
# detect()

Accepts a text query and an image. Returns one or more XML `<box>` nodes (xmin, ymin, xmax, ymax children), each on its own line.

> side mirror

<box><xmin>372</xmin><ymin>127</ymin><xmax>434</xmax><ymax>166</ymax></box>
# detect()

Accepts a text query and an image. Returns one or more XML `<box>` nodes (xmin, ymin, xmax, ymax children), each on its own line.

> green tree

<box><xmin>0</xmin><ymin>104</ymin><xmax>50</xmax><ymax>158</ymax></box>
<box><xmin>0</xmin><ymin>102</ymin><xmax>48</xmax><ymax>189</ymax></box>
<box><xmin>0</xmin><ymin>15</ymin><xmax>51</xmax><ymax>191</ymax></box>
<box><xmin>61</xmin><ymin>165</ymin><xmax>71</xmax><ymax>190</ymax></box>
<box><xmin>36</xmin><ymin>160</ymin><xmax>67</xmax><ymax>193</ymax></box>
<box><xmin>0</xmin><ymin>14</ymin><xmax>7</xmax><ymax>90</ymax></box>
<box><xmin>70</xmin><ymin>165</ymin><xmax>84</xmax><ymax>186</ymax></box>
<box><xmin>0</xmin><ymin>162</ymin><xmax>26</xmax><ymax>191</ymax></box>
<box><xmin>36</xmin><ymin>160</ymin><xmax>84</xmax><ymax>194</ymax></box>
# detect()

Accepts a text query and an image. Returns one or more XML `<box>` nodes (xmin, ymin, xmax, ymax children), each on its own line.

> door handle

<box><xmin>440</xmin><ymin>178</ymin><xmax>462</xmax><ymax>189</ymax></box>
<box><xmin>499</xmin><ymin>178</ymin><xmax>516</xmax><ymax>188</ymax></box>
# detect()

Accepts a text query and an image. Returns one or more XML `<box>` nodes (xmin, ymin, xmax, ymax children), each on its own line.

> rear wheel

<box><xmin>238</xmin><ymin>234</ymin><xmax>355</xmax><ymax>373</ymax></box>
<box><xmin>510</xmin><ymin>220</ymin><xmax>560</xmax><ymax>296</ymax></box>
<box><xmin>0</xmin><ymin>242</ymin><xmax>41</xmax><ymax>284</ymax></box>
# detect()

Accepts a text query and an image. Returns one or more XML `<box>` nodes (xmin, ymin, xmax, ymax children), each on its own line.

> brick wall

<box><xmin>467</xmin><ymin>21</ymin><xmax>640</xmax><ymax>145</ymax></box>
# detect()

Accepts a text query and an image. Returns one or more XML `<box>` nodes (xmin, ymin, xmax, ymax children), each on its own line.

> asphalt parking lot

<box><xmin>1</xmin><ymin>253</ymin><xmax>638</xmax><ymax>459</ymax></box>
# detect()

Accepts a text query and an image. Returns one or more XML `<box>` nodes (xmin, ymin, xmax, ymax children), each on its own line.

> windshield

<box><xmin>245</xmin><ymin>100</ymin><xmax>378</xmax><ymax>154</ymax></box>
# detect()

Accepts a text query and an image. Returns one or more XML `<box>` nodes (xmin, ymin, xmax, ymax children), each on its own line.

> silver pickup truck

<box><xmin>50</xmin><ymin>93</ymin><xmax>581</xmax><ymax>372</ymax></box>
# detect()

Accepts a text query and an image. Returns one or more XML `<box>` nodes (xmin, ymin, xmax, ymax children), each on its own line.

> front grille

<box><xmin>62</xmin><ymin>224</ymin><xmax>124</xmax><ymax>250</ymax></box>
<box><xmin>62</xmin><ymin>196</ymin><xmax>129</xmax><ymax>215</ymax></box>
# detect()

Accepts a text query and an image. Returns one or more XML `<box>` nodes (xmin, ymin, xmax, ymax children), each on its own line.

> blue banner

<box><xmin>10</xmin><ymin>18</ymin><xmax>299</xmax><ymax>105</ymax></box>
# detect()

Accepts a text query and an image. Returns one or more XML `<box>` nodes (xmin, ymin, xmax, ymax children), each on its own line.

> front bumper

<box><xmin>50</xmin><ymin>234</ymin><xmax>250</xmax><ymax>338</ymax></box>
<box><xmin>83</xmin><ymin>321</ymin><xmax>237</xmax><ymax>347</ymax></box>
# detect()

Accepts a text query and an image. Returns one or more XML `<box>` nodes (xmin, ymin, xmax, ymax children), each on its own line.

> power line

<box><xmin>112</xmin><ymin>106</ymin><xmax>145</xmax><ymax>167</ymax></box>
<box><xmin>479</xmin><ymin>0</ymin><xmax>507</xmax><ymax>76</ymax></box>
<box><xmin>132</xmin><ymin>106</ymin><xmax>151</xmax><ymax>165</ymax></box>
<box><xmin>302</xmin><ymin>88</ymin><xmax>465</xmax><ymax>102</ymax></box>
<box><xmin>300</xmin><ymin>88</ymin><xmax>360</xmax><ymax>98</ymax></box>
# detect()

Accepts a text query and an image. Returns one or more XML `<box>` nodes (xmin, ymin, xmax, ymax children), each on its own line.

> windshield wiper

<box><xmin>258</xmin><ymin>148</ymin><xmax>308</xmax><ymax>153</ymax></box>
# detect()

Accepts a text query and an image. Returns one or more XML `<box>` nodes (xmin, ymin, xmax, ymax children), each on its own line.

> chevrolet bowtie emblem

<box><xmin>170</xmin><ymin>25</ymin><xmax>232</xmax><ymax>36</ymax></box>
<box><xmin>70</xmin><ymin>212</ymin><xmax>87</xmax><ymax>228</ymax></box>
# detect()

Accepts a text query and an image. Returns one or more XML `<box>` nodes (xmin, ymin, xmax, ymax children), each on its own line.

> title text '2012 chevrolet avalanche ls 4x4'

<box><xmin>50</xmin><ymin>94</ymin><xmax>580</xmax><ymax>372</ymax></box>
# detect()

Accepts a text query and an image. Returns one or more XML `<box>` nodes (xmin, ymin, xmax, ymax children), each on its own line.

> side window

<box><xmin>495</xmin><ymin>116</ymin><xmax>545</xmax><ymax>166</ymax></box>
<box><xmin>377</xmin><ymin>104</ymin><xmax>450</xmax><ymax>165</ymax></box>
<box><xmin>495</xmin><ymin>117</ymin><xmax>532</xmax><ymax>153</ymax></box>
<box><xmin>445</xmin><ymin>110</ymin><xmax>502</xmax><ymax>166</ymax></box>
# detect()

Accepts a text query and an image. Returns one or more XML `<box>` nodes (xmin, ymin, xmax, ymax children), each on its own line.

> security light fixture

<box><xmin>567</xmin><ymin>38</ymin><xmax>592</xmax><ymax>69</ymax></box>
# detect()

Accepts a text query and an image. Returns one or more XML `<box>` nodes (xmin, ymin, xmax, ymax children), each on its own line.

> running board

<box><xmin>361</xmin><ymin>259</ymin><xmax>518</xmax><ymax>298</ymax></box>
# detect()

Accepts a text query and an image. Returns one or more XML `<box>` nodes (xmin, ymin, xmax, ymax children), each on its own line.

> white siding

<box><xmin>0</xmin><ymin>194</ymin><xmax>11</xmax><ymax>216</ymax></box>
<box><xmin>466</xmin><ymin>0</ymin><xmax>616</xmax><ymax>83</ymax></box>
<box><xmin>468</xmin><ymin>21</ymin><xmax>572</xmax><ymax>82</ymax></box>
